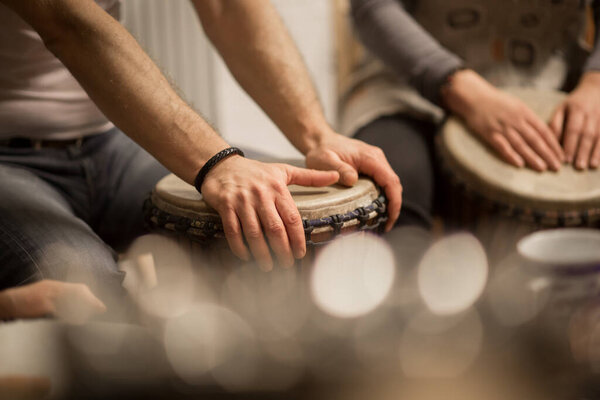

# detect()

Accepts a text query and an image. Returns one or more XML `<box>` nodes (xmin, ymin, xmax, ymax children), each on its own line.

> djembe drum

<box><xmin>438</xmin><ymin>88</ymin><xmax>600</xmax><ymax>262</ymax></box>
<box><xmin>144</xmin><ymin>172</ymin><xmax>387</xmax><ymax>266</ymax></box>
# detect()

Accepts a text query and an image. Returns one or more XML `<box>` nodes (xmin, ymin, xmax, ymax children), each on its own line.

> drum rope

<box><xmin>144</xmin><ymin>193</ymin><xmax>389</xmax><ymax>244</ymax></box>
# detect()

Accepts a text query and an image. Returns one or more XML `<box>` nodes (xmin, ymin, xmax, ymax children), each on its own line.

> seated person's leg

<box><xmin>91</xmin><ymin>130</ymin><xmax>169</xmax><ymax>252</ymax></box>
<box><xmin>353</xmin><ymin>114</ymin><xmax>437</xmax><ymax>229</ymax></box>
<box><xmin>0</xmin><ymin>165</ymin><xmax>124</xmax><ymax>302</ymax></box>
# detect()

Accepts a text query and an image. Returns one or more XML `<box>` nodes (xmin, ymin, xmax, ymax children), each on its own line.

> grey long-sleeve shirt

<box><xmin>350</xmin><ymin>0</ymin><xmax>600</xmax><ymax>107</ymax></box>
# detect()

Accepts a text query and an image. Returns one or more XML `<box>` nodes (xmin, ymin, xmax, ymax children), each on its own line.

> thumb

<box><xmin>284</xmin><ymin>165</ymin><xmax>339</xmax><ymax>187</ymax></box>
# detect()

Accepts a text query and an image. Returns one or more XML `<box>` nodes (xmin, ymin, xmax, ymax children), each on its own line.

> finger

<box><xmin>575</xmin><ymin>118</ymin><xmax>597</xmax><ymax>170</ymax></box>
<box><xmin>218</xmin><ymin>206</ymin><xmax>250</xmax><ymax>261</ymax></box>
<box><xmin>78</xmin><ymin>285</ymin><xmax>107</xmax><ymax>313</ymax></box>
<box><xmin>563</xmin><ymin>108</ymin><xmax>586</xmax><ymax>163</ymax></box>
<box><xmin>275</xmin><ymin>194</ymin><xmax>306</xmax><ymax>260</ymax></box>
<box><xmin>238</xmin><ymin>204</ymin><xmax>273</xmax><ymax>271</ymax></box>
<box><xmin>355</xmin><ymin>154</ymin><xmax>402</xmax><ymax>232</ymax></box>
<box><xmin>520</xmin><ymin>121</ymin><xmax>561</xmax><ymax>171</ymax></box>
<box><xmin>504</xmin><ymin>127</ymin><xmax>547</xmax><ymax>171</ymax></box>
<box><xmin>256</xmin><ymin>200</ymin><xmax>294</xmax><ymax>268</ymax></box>
<box><xmin>285</xmin><ymin>165</ymin><xmax>339</xmax><ymax>187</ymax></box>
<box><xmin>306</xmin><ymin>151</ymin><xmax>358</xmax><ymax>186</ymax></box>
<box><xmin>489</xmin><ymin>132</ymin><xmax>525</xmax><ymax>168</ymax></box>
<box><xmin>526</xmin><ymin>112</ymin><xmax>565</xmax><ymax>162</ymax></box>
<box><xmin>549</xmin><ymin>104</ymin><xmax>566</xmax><ymax>141</ymax></box>
<box><xmin>590</xmin><ymin>132</ymin><xmax>600</xmax><ymax>169</ymax></box>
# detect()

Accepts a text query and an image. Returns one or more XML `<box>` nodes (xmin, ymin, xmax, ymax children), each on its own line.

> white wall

<box><xmin>123</xmin><ymin>0</ymin><xmax>336</xmax><ymax>159</ymax></box>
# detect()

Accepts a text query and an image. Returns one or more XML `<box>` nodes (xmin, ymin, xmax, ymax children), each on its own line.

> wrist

<box><xmin>441</xmin><ymin>69</ymin><xmax>494</xmax><ymax>116</ymax></box>
<box><xmin>195</xmin><ymin>147</ymin><xmax>245</xmax><ymax>194</ymax></box>
<box><xmin>578</xmin><ymin>71</ymin><xmax>600</xmax><ymax>90</ymax></box>
<box><xmin>295</xmin><ymin>125</ymin><xmax>337</xmax><ymax>155</ymax></box>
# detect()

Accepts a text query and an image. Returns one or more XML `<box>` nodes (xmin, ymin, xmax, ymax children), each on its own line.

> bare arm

<box><xmin>192</xmin><ymin>0</ymin><xmax>402</xmax><ymax>231</ymax></box>
<box><xmin>191</xmin><ymin>0</ymin><xmax>331</xmax><ymax>154</ymax></box>
<box><xmin>0</xmin><ymin>0</ymin><xmax>342</xmax><ymax>269</ymax></box>
<box><xmin>2</xmin><ymin>0</ymin><xmax>227</xmax><ymax>184</ymax></box>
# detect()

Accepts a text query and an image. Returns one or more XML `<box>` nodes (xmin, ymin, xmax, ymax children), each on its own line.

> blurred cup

<box><xmin>517</xmin><ymin>228</ymin><xmax>600</xmax><ymax>311</ymax></box>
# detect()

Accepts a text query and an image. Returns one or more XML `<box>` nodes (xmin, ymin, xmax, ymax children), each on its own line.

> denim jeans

<box><xmin>0</xmin><ymin>128</ymin><xmax>169</xmax><ymax>296</ymax></box>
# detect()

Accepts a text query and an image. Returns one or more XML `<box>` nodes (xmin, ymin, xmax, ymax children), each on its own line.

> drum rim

<box><xmin>437</xmin><ymin>134</ymin><xmax>600</xmax><ymax>226</ymax></box>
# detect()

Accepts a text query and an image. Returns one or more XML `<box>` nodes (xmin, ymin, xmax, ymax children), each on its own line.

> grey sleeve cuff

<box><xmin>350</xmin><ymin>0</ymin><xmax>464</xmax><ymax>106</ymax></box>
<box><xmin>584</xmin><ymin>2</ymin><xmax>600</xmax><ymax>72</ymax></box>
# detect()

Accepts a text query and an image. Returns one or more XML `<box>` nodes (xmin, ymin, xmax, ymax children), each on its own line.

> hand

<box><xmin>549</xmin><ymin>72</ymin><xmax>600</xmax><ymax>170</ymax></box>
<box><xmin>443</xmin><ymin>70</ymin><xmax>564</xmax><ymax>172</ymax></box>
<box><xmin>201</xmin><ymin>156</ymin><xmax>339</xmax><ymax>270</ymax></box>
<box><xmin>303</xmin><ymin>131</ymin><xmax>402</xmax><ymax>232</ymax></box>
<box><xmin>0</xmin><ymin>280</ymin><xmax>106</xmax><ymax>323</ymax></box>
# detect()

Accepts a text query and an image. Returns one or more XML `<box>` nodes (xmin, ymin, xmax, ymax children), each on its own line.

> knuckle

<box><xmin>285</xmin><ymin>212</ymin><xmax>301</xmax><ymax>226</ymax></box>
<box><xmin>234</xmin><ymin>190</ymin><xmax>249</xmax><ymax>204</ymax></box>
<box><xmin>271</xmin><ymin>180</ymin><xmax>286</xmax><ymax>193</ymax></box>
<box><xmin>266</xmin><ymin>220</ymin><xmax>285</xmax><ymax>235</ymax></box>
<box><xmin>582</xmin><ymin>131</ymin><xmax>596</xmax><ymax>140</ymax></box>
<box><xmin>224</xmin><ymin>222</ymin><xmax>241</xmax><ymax>236</ymax></box>
<box><xmin>245</xmin><ymin>227</ymin><xmax>263</xmax><ymax>239</ymax></box>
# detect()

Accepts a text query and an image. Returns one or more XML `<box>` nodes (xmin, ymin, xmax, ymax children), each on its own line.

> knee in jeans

<box><xmin>36</xmin><ymin>240</ymin><xmax>123</xmax><ymax>291</ymax></box>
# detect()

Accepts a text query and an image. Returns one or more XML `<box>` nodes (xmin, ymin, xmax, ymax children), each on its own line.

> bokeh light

<box><xmin>163</xmin><ymin>302</ymin><xmax>257</xmax><ymax>389</ymax></box>
<box><xmin>123</xmin><ymin>234</ymin><xmax>196</xmax><ymax>318</ymax></box>
<box><xmin>310</xmin><ymin>233</ymin><xmax>396</xmax><ymax>319</ymax></box>
<box><xmin>418</xmin><ymin>233</ymin><xmax>488</xmax><ymax>315</ymax></box>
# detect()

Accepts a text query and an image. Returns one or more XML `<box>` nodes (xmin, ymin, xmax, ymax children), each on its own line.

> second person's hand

<box><xmin>443</xmin><ymin>70</ymin><xmax>564</xmax><ymax>172</ymax></box>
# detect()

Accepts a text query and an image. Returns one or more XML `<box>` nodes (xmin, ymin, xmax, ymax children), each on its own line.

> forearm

<box><xmin>583</xmin><ymin>2</ymin><xmax>600</xmax><ymax>73</ymax></box>
<box><xmin>2</xmin><ymin>0</ymin><xmax>228</xmax><ymax>184</ymax></box>
<box><xmin>350</xmin><ymin>0</ymin><xmax>463</xmax><ymax>105</ymax></box>
<box><xmin>192</xmin><ymin>0</ymin><xmax>333</xmax><ymax>154</ymax></box>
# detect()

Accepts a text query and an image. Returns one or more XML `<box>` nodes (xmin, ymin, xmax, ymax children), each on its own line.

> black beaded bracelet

<box><xmin>194</xmin><ymin>147</ymin><xmax>245</xmax><ymax>194</ymax></box>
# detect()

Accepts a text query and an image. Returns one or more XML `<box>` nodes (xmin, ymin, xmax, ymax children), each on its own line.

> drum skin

<box><xmin>145</xmin><ymin>173</ymin><xmax>386</xmax><ymax>244</ymax></box>
<box><xmin>439</xmin><ymin>88</ymin><xmax>600</xmax><ymax>227</ymax></box>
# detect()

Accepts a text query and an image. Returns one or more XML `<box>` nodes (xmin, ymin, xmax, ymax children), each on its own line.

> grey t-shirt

<box><xmin>0</xmin><ymin>1</ymin><xmax>120</xmax><ymax>140</ymax></box>
<box><xmin>340</xmin><ymin>0</ymin><xmax>600</xmax><ymax>135</ymax></box>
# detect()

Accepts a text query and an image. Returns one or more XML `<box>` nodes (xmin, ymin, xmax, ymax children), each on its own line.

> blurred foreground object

<box><xmin>0</xmin><ymin>280</ymin><xmax>106</xmax><ymax>324</ymax></box>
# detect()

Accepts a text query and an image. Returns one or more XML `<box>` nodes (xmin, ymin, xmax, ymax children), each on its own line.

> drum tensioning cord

<box><xmin>143</xmin><ymin>194</ymin><xmax>388</xmax><ymax>245</ymax></box>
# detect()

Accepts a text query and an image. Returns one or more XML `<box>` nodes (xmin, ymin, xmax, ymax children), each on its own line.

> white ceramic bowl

<box><xmin>517</xmin><ymin>228</ymin><xmax>600</xmax><ymax>274</ymax></box>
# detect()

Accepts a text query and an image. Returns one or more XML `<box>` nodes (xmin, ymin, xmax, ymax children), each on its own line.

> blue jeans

<box><xmin>0</xmin><ymin>128</ymin><xmax>169</xmax><ymax>296</ymax></box>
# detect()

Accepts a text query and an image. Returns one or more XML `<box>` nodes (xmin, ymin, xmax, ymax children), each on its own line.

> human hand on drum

<box><xmin>303</xmin><ymin>132</ymin><xmax>402</xmax><ymax>232</ymax></box>
<box><xmin>443</xmin><ymin>69</ymin><xmax>564</xmax><ymax>172</ymax></box>
<box><xmin>201</xmin><ymin>155</ymin><xmax>339</xmax><ymax>270</ymax></box>
<box><xmin>549</xmin><ymin>72</ymin><xmax>600</xmax><ymax>170</ymax></box>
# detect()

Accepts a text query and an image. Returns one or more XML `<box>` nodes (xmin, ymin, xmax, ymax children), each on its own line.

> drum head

<box><xmin>152</xmin><ymin>174</ymin><xmax>379</xmax><ymax>218</ymax></box>
<box><xmin>440</xmin><ymin>87</ymin><xmax>600</xmax><ymax>214</ymax></box>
